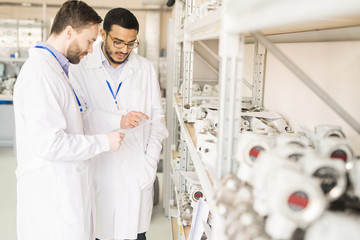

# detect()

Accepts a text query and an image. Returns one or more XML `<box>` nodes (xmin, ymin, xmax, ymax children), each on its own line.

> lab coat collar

<box><xmin>29</xmin><ymin>47</ymin><xmax>67</xmax><ymax>78</ymax></box>
<box><xmin>35</xmin><ymin>41</ymin><xmax>70</xmax><ymax>77</ymax></box>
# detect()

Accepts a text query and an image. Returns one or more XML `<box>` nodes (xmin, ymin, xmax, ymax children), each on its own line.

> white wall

<box><xmin>249</xmin><ymin>41</ymin><xmax>360</xmax><ymax>155</ymax></box>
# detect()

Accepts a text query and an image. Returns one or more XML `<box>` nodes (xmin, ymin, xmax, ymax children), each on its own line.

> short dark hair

<box><xmin>50</xmin><ymin>0</ymin><xmax>102</xmax><ymax>35</ymax></box>
<box><xmin>103</xmin><ymin>8</ymin><xmax>139</xmax><ymax>33</ymax></box>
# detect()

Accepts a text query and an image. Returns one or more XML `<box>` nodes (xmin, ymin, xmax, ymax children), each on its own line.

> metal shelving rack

<box><xmin>165</xmin><ymin>0</ymin><xmax>360</xmax><ymax>239</ymax></box>
<box><xmin>165</xmin><ymin>0</ymin><xmax>228</xmax><ymax>239</ymax></box>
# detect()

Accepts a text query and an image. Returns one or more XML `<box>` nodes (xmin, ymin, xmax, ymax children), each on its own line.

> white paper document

<box><xmin>188</xmin><ymin>198</ymin><xmax>210</xmax><ymax>240</ymax></box>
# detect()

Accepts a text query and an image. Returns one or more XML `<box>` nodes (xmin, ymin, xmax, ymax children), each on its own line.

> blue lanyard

<box><xmin>106</xmin><ymin>80</ymin><xmax>122</xmax><ymax>109</ymax></box>
<box><xmin>35</xmin><ymin>45</ymin><xmax>57</xmax><ymax>60</ymax></box>
<box><xmin>35</xmin><ymin>45</ymin><xmax>83</xmax><ymax>113</ymax></box>
<box><xmin>72</xmin><ymin>89</ymin><xmax>83</xmax><ymax>112</ymax></box>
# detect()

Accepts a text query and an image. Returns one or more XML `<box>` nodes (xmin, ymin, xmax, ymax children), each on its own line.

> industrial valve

<box><xmin>202</xmin><ymin>84</ymin><xmax>214</xmax><ymax>95</ymax></box>
<box><xmin>240</xmin><ymin>110</ymin><xmax>292</xmax><ymax>134</ymax></box>
<box><xmin>192</xmin><ymin>83</ymin><xmax>202</xmax><ymax>95</ymax></box>
<box><xmin>315</xmin><ymin>138</ymin><xmax>353</xmax><ymax>163</ymax></box>
<box><xmin>196</xmin><ymin>130</ymin><xmax>217</xmax><ymax>170</ymax></box>
<box><xmin>204</xmin><ymin>107</ymin><xmax>218</xmax><ymax>130</ymax></box>
<box><xmin>304</xmin><ymin>211</ymin><xmax>360</xmax><ymax>240</ymax></box>
<box><xmin>275</xmin><ymin>133</ymin><xmax>312</xmax><ymax>149</ymax></box>
<box><xmin>183</xmin><ymin>103</ymin><xmax>206</xmax><ymax>123</ymax></box>
<box><xmin>199</xmin><ymin>139</ymin><xmax>217</xmax><ymax>170</ymax></box>
<box><xmin>196</xmin><ymin>130</ymin><xmax>217</xmax><ymax>153</ymax></box>
<box><xmin>251</xmin><ymin>153</ymin><xmax>326</xmax><ymax>239</ymax></box>
<box><xmin>247</xmin><ymin>116</ymin><xmax>278</xmax><ymax>135</ymax></box>
<box><xmin>314</xmin><ymin>125</ymin><xmax>345</xmax><ymax>140</ymax></box>
<box><xmin>188</xmin><ymin>183</ymin><xmax>204</xmax><ymax>209</ymax></box>
<box><xmin>194</xmin><ymin>118</ymin><xmax>212</xmax><ymax>137</ymax></box>
<box><xmin>235</xmin><ymin>132</ymin><xmax>275</xmax><ymax>183</ymax></box>
<box><xmin>267</xmin><ymin>118</ymin><xmax>292</xmax><ymax>133</ymax></box>
<box><xmin>273</xmin><ymin>134</ymin><xmax>313</xmax><ymax>163</ymax></box>
<box><xmin>241</xmin><ymin>114</ymin><xmax>291</xmax><ymax>135</ymax></box>
<box><xmin>300</xmin><ymin>154</ymin><xmax>347</xmax><ymax>202</ymax></box>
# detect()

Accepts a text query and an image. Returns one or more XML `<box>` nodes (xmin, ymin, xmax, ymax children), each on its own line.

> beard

<box><xmin>103</xmin><ymin>41</ymin><xmax>130</xmax><ymax>65</ymax></box>
<box><xmin>67</xmin><ymin>40</ymin><xmax>87</xmax><ymax>64</ymax></box>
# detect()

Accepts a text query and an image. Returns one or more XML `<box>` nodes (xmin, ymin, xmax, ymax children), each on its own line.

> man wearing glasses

<box><xmin>69</xmin><ymin>8</ymin><xmax>168</xmax><ymax>240</ymax></box>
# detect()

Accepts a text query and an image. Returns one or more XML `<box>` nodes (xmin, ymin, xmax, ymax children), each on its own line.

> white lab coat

<box><xmin>69</xmin><ymin>41</ymin><xmax>168</xmax><ymax>240</ymax></box>
<box><xmin>13</xmin><ymin>47</ymin><xmax>110</xmax><ymax>240</ymax></box>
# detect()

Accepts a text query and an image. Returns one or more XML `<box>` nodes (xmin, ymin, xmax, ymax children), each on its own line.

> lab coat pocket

<box><xmin>56</xmin><ymin>167</ymin><xmax>91</xmax><ymax>224</ymax></box>
<box><xmin>139</xmin><ymin>154</ymin><xmax>158</xmax><ymax>190</ymax></box>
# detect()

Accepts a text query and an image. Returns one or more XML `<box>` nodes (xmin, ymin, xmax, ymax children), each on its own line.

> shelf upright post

<box><xmin>252</xmin><ymin>40</ymin><xmax>266</xmax><ymax>108</ymax></box>
<box><xmin>214</xmin><ymin>34</ymin><xmax>244</xmax><ymax>240</ymax></box>
<box><xmin>213</xmin><ymin>2</ymin><xmax>246</xmax><ymax>238</ymax></box>
<box><xmin>178</xmin><ymin>0</ymin><xmax>194</xmax><ymax>196</ymax></box>
<box><xmin>164</xmin><ymin>17</ymin><xmax>176</xmax><ymax>217</ymax></box>
<box><xmin>179</xmin><ymin>2</ymin><xmax>194</xmax><ymax>238</ymax></box>
<box><xmin>165</xmin><ymin>0</ymin><xmax>185</xmax><ymax>222</ymax></box>
<box><xmin>182</xmin><ymin>0</ymin><xmax>194</xmax><ymax>107</ymax></box>
<box><xmin>182</xmin><ymin>40</ymin><xmax>194</xmax><ymax>106</ymax></box>
<box><xmin>179</xmin><ymin>136</ymin><xmax>189</xmax><ymax>194</ymax></box>
<box><xmin>174</xmin><ymin>0</ymin><xmax>182</xmax><ymax>93</ymax></box>
<box><xmin>217</xmin><ymin>30</ymin><xmax>245</xmax><ymax>177</ymax></box>
<box><xmin>174</xmin><ymin>0</ymin><xmax>184</xmax><ymax>146</ymax></box>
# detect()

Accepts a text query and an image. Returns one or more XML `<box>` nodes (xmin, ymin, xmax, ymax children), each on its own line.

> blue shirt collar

<box><xmin>35</xmin><ymin>41</ymin><xmax>70</xmax><ymax>76</ymax></box>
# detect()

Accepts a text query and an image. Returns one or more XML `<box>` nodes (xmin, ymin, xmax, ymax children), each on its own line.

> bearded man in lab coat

<box><xmin>13</xmin><ymin>1</ymin><xmax>125</xmax><ymax>240</ymax></box>
<box><xmin>69</xmin><ymin>8</ymin><xmax>168</xmax><ymax>240</ymax></box>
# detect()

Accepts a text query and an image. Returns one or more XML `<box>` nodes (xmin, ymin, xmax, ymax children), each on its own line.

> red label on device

<box><xmin>330</xmin><ymin>150</ymin><xmax>347</xmax><ymax>162</ymax></box>
<box><xmin>249</xmin><ymin>146</ymin><xmax>265</xmax><ymax>161</ymax></box>
<box><xmin>288</xmin><ymin>191</ymin><xmax>309</xmax><ymax>211</ymax></box>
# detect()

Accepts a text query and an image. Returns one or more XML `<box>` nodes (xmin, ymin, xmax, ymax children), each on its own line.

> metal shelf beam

<box><xmin>173</xmin><ymin>97</ymin><xmax>216</xmax><ymax>209</ymax></box>
<box><xmin>223</xmin><ymin>0</ymin><xmax>360</xmax><ymax>34</ymax></box>
<box><xmin>184</xmin><ymin>10</ymin><xmax>221</xmax><ymax>41</ymax></box>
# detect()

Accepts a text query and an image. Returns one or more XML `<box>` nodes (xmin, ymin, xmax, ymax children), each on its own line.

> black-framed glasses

<box><xmin>107</xmin><ymin>32</ymin><xmax>139</xmax><ymax>49</ymax></box>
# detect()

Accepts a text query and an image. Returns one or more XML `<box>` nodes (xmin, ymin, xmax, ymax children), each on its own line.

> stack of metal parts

<box><xmin>178</xmin><ymin>182</ymin><xmax>206</xmax><ymax>228</ymax></box>
<box><xmin>215</xmin><ymin>173</ymin><xmax>271</xmax><ymax>240</ymax></box>
<box><xmin>215</xmin><ymin>125</ymin><xmax>360</xmax><ymax>240</ymax></box>
<box><xmin>181</xmin><ymin>96</ymin><xmax>359</xmax><ymax>239</ymax></box>
<box><xmin>179</xmin><ymin>192</ymin><xmax>193</xmax><ymax>227</ymax></box>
